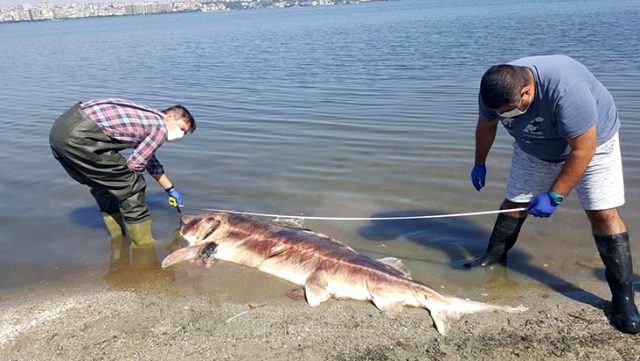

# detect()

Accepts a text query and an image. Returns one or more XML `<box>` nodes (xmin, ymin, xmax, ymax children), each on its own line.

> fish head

<box><xmin>179</xmin><ymin>214</ymin><xmax>198</xmax><ymax>226</ymax></box>
<box><xmin>179</xmin><ymin>212</ymin><xmax>227</xmax><ymax>246</ymax></box>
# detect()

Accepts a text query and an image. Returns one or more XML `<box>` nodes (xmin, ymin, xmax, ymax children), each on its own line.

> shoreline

<box><xmin>2</xmin><ymin>274</ymin><xmax>639</xmax><ymax>360</ymax></box>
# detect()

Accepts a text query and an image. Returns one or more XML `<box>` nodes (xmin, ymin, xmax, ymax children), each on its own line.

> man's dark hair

<box><xmin>479</xmin><ymin>65</ymin><xmax>530</xmax><ymax>109</ymax></box>
<box><xmin>163</xmin><ymin>105</ymin><xmax>196</xmax><ymax>134</ymax></box>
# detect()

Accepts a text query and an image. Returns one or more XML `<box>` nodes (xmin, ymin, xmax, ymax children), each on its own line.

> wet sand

<box><xmin>1</xmin><ymin>265</ymin><xmax>639</xmax><ymax>361</ymax></box>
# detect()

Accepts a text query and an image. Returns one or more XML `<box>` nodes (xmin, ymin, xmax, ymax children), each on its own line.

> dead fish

<box><xmin>162</xmin><ymin>212</ymin><xmax>527</xmax><ymax>334</ymax></box>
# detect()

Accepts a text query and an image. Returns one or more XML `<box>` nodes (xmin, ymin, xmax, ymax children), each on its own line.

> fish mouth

<box><xmin>161</xmin><ymin>242</ymin><xmax>218</xmax><ymax>269</ymax></box>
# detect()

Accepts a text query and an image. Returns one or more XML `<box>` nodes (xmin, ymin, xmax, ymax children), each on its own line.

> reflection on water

<box><xmin>103</xmin><ymin>237</ymin><xmax>163</xmax><ymax>288</ymax></box>
<box><xmin>0</xmin><ymin>0</ymin><xmax>639</xmax><ymax>304</ymax></box>
<box><xmin>98</xmin><ymin>228</ymin><xmax>296</xmax><ymax>304</ymax></box>
<box><xmin>357</xmin><ymin>210</ymin><xmax>611</xmax><ymax>305</ymax></box>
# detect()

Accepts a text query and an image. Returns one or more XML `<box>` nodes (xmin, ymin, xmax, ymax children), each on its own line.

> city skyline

<box><xmin>0</xmin><ymin>0</ymin><xmax>380</xmax><ymax>22</ymax></box>
<box><xmin>0</xmin><ymin>0</ymin><xmax>356</xmax><ymax>9</ymax></box>
<box><xmin>1</xmin><ymin>0</ymin><xmax>107</xmax><ymax>6</ymax></box>
<box><xmin>0</xmin><ymin>0</ymin><xmax>163</xmax><ymax>6</ymax></box>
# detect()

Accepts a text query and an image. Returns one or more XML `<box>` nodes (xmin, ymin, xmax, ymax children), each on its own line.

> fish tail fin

<box><xmin>422</xmin><ymin>295</ymin><xmax>528</xmax><ymax>335</ymax></box>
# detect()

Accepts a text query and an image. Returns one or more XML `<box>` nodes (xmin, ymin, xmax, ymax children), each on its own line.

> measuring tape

<box><xmin>168</xmin><ymin>201</ymin><xmax>527</xmax><ymax>221</ymax></box>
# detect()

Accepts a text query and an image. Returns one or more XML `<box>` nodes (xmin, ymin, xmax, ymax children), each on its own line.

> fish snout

<box><xmin>161</xmin><ymin>242</ymin><xmax>218</xmax><ymax>269</ymax></box>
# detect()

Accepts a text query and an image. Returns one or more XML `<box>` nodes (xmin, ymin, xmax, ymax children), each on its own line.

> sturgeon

<box><xmin>162</xmin><ymin>211</ymin><xmax>526</xmax><ymax>334</ymax></box>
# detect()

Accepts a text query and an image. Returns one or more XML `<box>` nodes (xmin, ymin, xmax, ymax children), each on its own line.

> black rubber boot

<box><xmin>464</xmin><ymin>213</ymin><xmax>526</xmax><ymax>268</ymax></box>
<box><xmin>595</xmin><ymin>232</ymin><xmax>640</xmax><ymax>334</ymax></box>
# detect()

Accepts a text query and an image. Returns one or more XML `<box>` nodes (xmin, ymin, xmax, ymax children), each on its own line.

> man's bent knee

<box><xmin>586</xmin><ymin>208</ymin><xmax>627</xmax><ymax>235</ymax></box>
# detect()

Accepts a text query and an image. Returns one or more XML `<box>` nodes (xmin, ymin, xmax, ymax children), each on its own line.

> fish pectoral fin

<box><xmin>377</xmin><ymin>257</ymin><xmax>412</xmax><ymax>279</ymax></box>
<box><xmin>304</xmin><ymin>272</ymin><xmax>331</xmax><ymax>307</ymax></box>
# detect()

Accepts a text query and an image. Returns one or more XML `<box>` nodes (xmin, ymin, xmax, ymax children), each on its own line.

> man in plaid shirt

<box><xmin>49</xmin><ymin>98</ymin><xmax>196</xmax><ymax>249</ymax></box>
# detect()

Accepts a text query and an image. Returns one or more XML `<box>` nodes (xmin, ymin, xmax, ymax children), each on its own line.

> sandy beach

<box><xmin>1</xmin><ymin>264</ymin><xmax>638</xmax><ymax>361</ymax></box>
<box><xmin>2</xmin><ymin>0</ymin><xmax>640</xmax><ymax>360</ymax></box>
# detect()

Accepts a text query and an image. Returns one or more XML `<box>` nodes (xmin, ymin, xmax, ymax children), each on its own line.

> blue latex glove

<box><xmin>165</xmin><ymin>186</ymin><xmax>183</xmax><ymax>208</ymax></box>
<box><xmin>527</xmin><ymin>192</ymin><xmax>558</xmax><ymax>218</ymax></box>
<box><xmin>470</xmin><ymin>164</ymin><xmax>487</xmax><ymax>191</ymax></box>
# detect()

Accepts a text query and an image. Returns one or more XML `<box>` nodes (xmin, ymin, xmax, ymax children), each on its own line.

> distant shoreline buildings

<box><xmin>0</xmin><ymin>0</ymin><xmax>383</xmax><ymax>23</ymax></box>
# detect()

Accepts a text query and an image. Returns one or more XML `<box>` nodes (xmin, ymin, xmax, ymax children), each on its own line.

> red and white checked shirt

<box><xmin>81</xmin><ymin>98</ymin><xmax>167</xmax><ymax>175</ymax></box>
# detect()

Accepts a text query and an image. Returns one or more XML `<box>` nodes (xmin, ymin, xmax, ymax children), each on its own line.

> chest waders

<box><xmin>49</xmin><ymin>103</ymin><xmax>156</xmax><ymax>247</ymax></box>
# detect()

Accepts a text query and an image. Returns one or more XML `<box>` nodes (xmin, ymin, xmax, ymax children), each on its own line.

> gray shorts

<box><xmin>506</xmin><ymin>133</ymin><xmax>624</xmax><ymax>210</ymax></box>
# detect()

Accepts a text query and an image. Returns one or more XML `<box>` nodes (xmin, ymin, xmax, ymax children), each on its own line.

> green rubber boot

<box><xmin>125</xmin><ymin>219</ymin><xmax>156</xmax><ymax>247</ymax></box>
<box><xmin>101</xmin><ymin>212</ymin><xmax>126</xmax><ymax>239</ymax></box>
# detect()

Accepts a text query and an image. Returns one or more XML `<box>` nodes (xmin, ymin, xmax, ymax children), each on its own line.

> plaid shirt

<box><xmin>81</xmin><ymin>98</ymin><xmax>167</xmax><ymax>175</ymax></box>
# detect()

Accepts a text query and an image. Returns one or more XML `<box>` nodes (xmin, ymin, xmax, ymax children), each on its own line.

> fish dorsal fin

<box><xmin>377</xmin><ymin>257</ymin><xmax>412</xmax><ymax>279</ymax></box>
<box><xmin>270</xmin><ymin>218</ymin><xmax>305</xmax><ymax>229</ymax></box>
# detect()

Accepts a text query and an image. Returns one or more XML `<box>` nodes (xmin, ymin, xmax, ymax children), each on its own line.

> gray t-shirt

<box><xmin>478</xmin><ymin>55</ymin><xmax>619</xmax><ymax>161</ymax></box>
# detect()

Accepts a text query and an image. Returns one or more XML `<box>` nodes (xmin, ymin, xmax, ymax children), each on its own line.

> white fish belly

<box><xmin>258</xmin><ymin>264</ymin><xmax>310</xmax><ymax>286</ymax></box>
<box><xmin>326</xmin><ymin>281</ymin><xmax>370</xmax><ymax>301</ymax></box>
<box><xmin>213</xmin><ymin>244</ymin><xmax>238</xmax><ymax>263</ymax></box>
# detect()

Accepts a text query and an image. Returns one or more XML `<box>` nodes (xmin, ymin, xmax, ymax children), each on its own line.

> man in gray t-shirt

<box><xmin>465</xmin><ymin>55</ymin><xmax>638</xmax><ymax>334</ymax></box>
